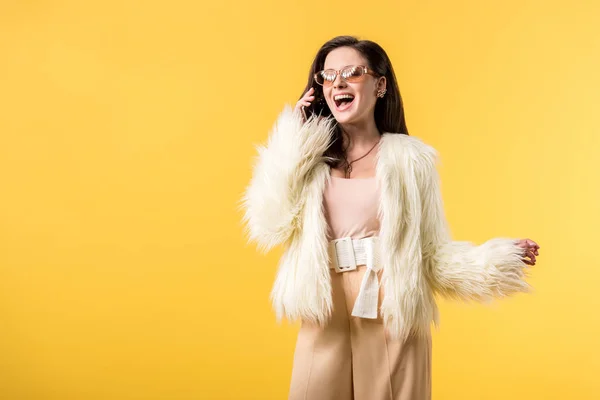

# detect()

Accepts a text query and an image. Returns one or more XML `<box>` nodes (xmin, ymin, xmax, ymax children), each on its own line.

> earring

<box><xmin>377</xmin><ymin>89</ymin><xmax>387</xmax><ymax>98</ymax></box>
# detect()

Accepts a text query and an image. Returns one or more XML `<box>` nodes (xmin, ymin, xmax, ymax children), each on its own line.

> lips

<box><xmin>333</xmin><ymin>93</ymin><xmax>355</xmax><ymax>111</ymax></box>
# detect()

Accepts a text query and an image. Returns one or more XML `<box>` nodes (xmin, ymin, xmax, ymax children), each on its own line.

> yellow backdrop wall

<box><xmin>1</xmin><ymin>0</ymin><xmax>598</xmax><ymax>399</ymax></box>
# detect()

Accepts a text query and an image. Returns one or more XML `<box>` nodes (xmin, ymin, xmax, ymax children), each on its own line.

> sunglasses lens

<box><xmin>342</xmin><ymin>66</ymin><xmax>365</xmax><ymax>82</ymax></box>
<box><xmin>315</xmin><ymin>69</ymin><xmax>336</xmax><ymax>86</ymax></box>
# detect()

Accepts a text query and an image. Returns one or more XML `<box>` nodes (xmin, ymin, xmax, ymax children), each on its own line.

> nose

<box><xmin>333</xmin><ymin>72</ymin><xmax>347</xmax><ymax>89</ymax></box>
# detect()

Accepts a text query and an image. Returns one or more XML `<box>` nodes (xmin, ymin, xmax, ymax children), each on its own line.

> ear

<box><xmin>377</xmin><ymin>76</ymin><xmax>387</xmax><ymax>91</ymax></box>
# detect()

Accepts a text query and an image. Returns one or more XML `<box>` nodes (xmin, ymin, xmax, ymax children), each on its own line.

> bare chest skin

<box><xmin>329</xmin><ymin>150</ymin><xmax>378</xmax><ymax>179</ymax></box>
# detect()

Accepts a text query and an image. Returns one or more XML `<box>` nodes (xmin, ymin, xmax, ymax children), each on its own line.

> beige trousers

<box><xmin>288</xmin><ymin>266</ymin><xmax>432</xmax><ymax>400</ymax></box>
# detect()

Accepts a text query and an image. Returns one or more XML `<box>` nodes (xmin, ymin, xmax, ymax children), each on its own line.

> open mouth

<box><xmin>334</xmin><ymin>94</ymin><xmax>355</xmax><ymax>111</ymax></box>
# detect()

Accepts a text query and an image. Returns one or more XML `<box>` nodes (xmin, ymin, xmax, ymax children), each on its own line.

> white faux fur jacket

<box><xmin>241</xmin><ymin>106</ymin><xmax>530</xmax><ymax>341</ymax></box>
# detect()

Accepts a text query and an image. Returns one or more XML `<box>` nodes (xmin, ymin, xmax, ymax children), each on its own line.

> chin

<box><xmin>332</xmin><ymin>113</ymin><xmax>351</xmax><ymax>124</ymax></box>
<box><xmin>330</xmin><ymin>100</ymin><xmax>367</xmax><ymax>125</ymax></box>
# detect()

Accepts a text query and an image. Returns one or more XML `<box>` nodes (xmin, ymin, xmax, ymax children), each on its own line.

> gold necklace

<box><xmin>343</xmin><ymin>139</ymin><xmax>380</xmax><ymax>179</ymax></box>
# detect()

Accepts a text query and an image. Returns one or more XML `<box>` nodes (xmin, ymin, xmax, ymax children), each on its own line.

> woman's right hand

<box><xmin>295</xmin><ymin>87</ymin><xmax>316</xmax><ymax>121</ymax></box>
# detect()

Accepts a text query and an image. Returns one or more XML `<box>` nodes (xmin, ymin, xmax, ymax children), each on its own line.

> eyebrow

<box><xmin>322</xmin><ymin>64</ymin><xmax>360</xmax><ymax>70</ymax></box>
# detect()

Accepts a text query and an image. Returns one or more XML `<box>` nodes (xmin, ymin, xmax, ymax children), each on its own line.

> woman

<box><xmin>241</xmin><ymin>35</ymin><xmax>540</xmax><ymax>400</ymax></box>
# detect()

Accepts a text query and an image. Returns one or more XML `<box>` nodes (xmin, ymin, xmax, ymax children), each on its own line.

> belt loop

<box><xmin>365</xmin><ymin>237</ymin><xmax>374</xmax><ymax>270</ymax></box>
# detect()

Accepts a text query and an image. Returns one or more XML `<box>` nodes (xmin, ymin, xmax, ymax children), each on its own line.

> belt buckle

<box><xmin>332</xmin><ymin>237</ymin><xmax>357</xmax><ymax>273</ymax></box>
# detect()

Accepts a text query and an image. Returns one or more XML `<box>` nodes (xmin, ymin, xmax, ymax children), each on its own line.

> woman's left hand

<box><xmin>516</xmin><ymin>238</ymin><xmax>540</xmax><ymax>266</ymax></box>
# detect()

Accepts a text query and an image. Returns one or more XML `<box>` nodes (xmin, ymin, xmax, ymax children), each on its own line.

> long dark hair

<box><xmin>300</xmin><ymin>36</ymin><xmax>409</xmax><ymax>167</ymax></box>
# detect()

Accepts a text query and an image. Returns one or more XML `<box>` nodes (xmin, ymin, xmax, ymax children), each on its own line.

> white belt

<box><xmin>328</xmin><ymin>236</ymin><xmax>381</xmax><ymax>319</ymax></box>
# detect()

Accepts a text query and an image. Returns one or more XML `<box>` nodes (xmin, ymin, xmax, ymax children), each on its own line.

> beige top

<box><xmin>323</xmin><ymin>176</ymin><xmax>381</xmax><ymax>240</ymax></box>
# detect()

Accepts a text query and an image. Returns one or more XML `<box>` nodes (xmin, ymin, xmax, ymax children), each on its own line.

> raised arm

<box><xmin>240</xmin><ymin>106</ymin><xmax>334</xmax><ymax>253</ymax></box>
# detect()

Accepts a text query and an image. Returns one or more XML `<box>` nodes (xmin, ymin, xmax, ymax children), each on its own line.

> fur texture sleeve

<box><xmin>418</xmin><ymin>145</ymin><xmax>531</xmax><ymax>301</ymax></box>
<box><xmin>240</xmin><ymin>106</ymin><xmax>335</xmax><ymax>253</ymax></box>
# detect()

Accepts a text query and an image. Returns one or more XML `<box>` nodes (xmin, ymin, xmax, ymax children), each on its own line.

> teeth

<box><xmin>334</xmin><ymin>94</ymin><xmax>355</xmax><ymax>101</ymax></box>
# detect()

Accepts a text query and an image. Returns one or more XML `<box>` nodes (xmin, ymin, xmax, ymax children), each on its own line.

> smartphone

<box><xmin>302</xmin><ymin>88</ymin><xmax>328</xmax><ymax>120</ymax></box>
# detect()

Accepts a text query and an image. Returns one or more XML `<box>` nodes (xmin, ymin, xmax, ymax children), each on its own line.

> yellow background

<box><xmin>1</xmin><ymin>0</ymin><xmax>598</xmax><ymax>399</ymax></box>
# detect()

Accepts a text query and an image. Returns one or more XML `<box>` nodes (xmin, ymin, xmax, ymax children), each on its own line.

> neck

<box><xmin>340</xmin><ymin>117</ymin><xmax>381</xmax><ymax>153</ymax></box>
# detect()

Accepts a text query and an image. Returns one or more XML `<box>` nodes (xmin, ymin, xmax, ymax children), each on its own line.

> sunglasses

<box><xmin>314</xmin><ymin>65</ymin><xmax>380</xmax><ymax>87</ymax></box>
